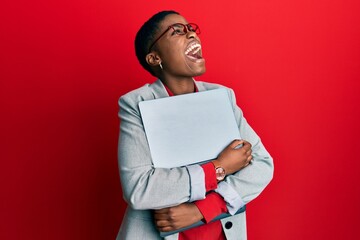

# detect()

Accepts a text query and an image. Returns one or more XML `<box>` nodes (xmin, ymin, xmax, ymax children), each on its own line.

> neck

<box><xmin>160</xmin><ymin>77</ymin><xmax>195</xmax><ymax>95</ymax></box>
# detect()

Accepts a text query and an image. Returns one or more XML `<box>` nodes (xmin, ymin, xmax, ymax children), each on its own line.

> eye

<box><xmin>171</xmin><ymin>28</ymin><xmax>183</xmax><ymax>35</ymax></box>
<box><xmin>188</xmin><ymin>25</ymin><xmax>196</xmax><ymax>32</ymax></box>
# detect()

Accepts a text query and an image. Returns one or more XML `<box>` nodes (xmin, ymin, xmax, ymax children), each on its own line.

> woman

<box><xmin>117</xmin><ymin>10</ymin><xmax>273</xmax><ymax>240</ymax></box>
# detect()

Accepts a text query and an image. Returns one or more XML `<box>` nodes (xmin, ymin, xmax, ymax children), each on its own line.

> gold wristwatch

<box><xmin>213</xmin><ymin>161</ymin><xmax>226</xmax><ymax>181</ymax></box>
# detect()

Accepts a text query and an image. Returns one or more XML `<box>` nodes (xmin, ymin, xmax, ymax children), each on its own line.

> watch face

<box><xmin>216</xmin><ymin>167</ymin><xmax>226</xmax><ymax>181</ymax></box>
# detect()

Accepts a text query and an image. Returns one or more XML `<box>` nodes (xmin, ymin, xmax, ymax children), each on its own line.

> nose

<box><xmin>186</xmin><ymin>30</ymin><xmax>197</xmax><ymax>39</ymax></box>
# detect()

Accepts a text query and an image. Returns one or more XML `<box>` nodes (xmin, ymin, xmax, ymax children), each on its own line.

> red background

<box><xmin>1</xmin><ymin>0</ymin><xmax>360</xmax><ymax>239</ymax></box>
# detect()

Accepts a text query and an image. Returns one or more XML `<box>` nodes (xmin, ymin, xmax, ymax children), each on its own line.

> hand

<box><xmin>213</xmin><ymin>139</ymin><xmax>253</xmax><ymax>175</ymax></box>
<box><xmin>153</xmin><ymin>203</ymin><xmax>203</xmax><ymax>232</ymax></box>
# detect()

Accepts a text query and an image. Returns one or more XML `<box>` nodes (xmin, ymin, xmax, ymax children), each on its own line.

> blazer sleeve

<box><xmin>224</xmin><ymin>88</ymin><xmax>274</xmax><ymax>204</ymax></box>
<box><xmin>118</xmin><ymin>94</ymin><xmax>196</xmax><ymax>210</ymax></box>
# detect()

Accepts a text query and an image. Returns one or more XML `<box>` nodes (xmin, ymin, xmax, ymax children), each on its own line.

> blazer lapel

<box><xmin>149</xmin><ymin>79</ymin><xmax>169</xmax><ymax>99</ymax></box>
<box><xmin>150</xmin><ymin>78</ymin><xmax>207</xmax><ymax>98</ymax></box>
<box><xmin>194</xmin><ymin>80</ymin><xmax>207</xmax><ymax>92</ymax></box>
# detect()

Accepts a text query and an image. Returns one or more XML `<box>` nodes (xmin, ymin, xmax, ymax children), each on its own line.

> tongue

<box><xmin>188</xmin><ymin>50</ymin><xmax>202</xmax><ymax>59</ymax></box>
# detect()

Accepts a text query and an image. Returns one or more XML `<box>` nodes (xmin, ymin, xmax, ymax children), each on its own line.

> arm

<box><xmin>153</xmin><ymin>147</ymin><xmax>251</xmax><ymax>232</ymax></box>
<box><xmin>223</xmin><ymin>89</ymin><xmax>274</xmax><ymax>204</ymax></box>
<box><xmin>118</xmin><ymin>92</ymin><xmax>251</xmax><ymax>210</ymax></box>
<box><xmin>153</xmin><ymin>88</ymin><xmax>274</xmax><ymax>231</ymax></box>
<box><xmin>118</xmin><ymin>95</ymin><xmax>203</xmax><ymax>210</ymax></box>
<box><xmin>154</xmin><ymin>192</ymin><xmax>228</xmax><ymax>232</ymax></box>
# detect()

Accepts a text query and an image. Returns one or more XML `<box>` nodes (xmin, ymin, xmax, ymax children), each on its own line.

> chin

<box><xmin>192</xmin><ymin>66</ymin><xmax>206</xmax><ymax>77</ymax></box>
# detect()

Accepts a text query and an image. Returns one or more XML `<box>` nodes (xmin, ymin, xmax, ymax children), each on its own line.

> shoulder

<box><xmin>119</xmin><ymin>79</ymin><xmax>168</xmax><ymax>108</ymax></box>
<box><xmin>118</xmin><ymin>82</ymin><xmax>159</xmax><ymax>110</ymax></box>
<box><xmin>120</xmin><ymin>84</ymin><xmax>150</xmax><ymax>103</ymax></box>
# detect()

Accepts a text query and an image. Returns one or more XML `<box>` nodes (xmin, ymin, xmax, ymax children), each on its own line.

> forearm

<box><xmin>119</xmin><ymin>96</ymin><xmax>207</xmax><ymax>209</ymax></box>
<box><xmin>224</xmin><ymin>88</ymin><xmax>274</xmax><ymax>204</ymax></box>
<box><xmin>119</xmin><ymin>125</ymin><xmax>194</xmax><ymax>209</ymax></box>
<box><xmin>224</xmin><ymin>149</ymin><xmax>273</xmax><ymax>204</ymax></box>
<box><xmin>226</xmin><ymin>115</ymin><xmax>274</xmax><ymax>203</ymax></box>
<box><xmin>194</xmin><ymin>192</ymin><xmax>228</xmax><ymax>223</ymax></box>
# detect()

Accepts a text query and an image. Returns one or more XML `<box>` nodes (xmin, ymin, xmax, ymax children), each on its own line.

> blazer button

<box><xmin>225</xmin><ymin>221</ymin><xmax>233</xmax><ymax>229</ymax></box>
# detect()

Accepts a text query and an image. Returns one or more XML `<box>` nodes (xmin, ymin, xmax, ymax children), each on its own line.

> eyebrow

<box><xmin>171</xmin><ymin>23</ymin><xmax>188</xmax><ymax>28</ymax></box>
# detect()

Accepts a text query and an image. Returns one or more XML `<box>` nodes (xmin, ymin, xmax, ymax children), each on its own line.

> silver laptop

<box><xmin>139</xmin><ymin>88</ymin><xmax>241</xmax><ymax>168</ymax></box>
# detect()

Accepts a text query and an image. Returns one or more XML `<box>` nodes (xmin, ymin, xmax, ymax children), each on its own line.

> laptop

<box><xmin>138</xmin><ymin>88</ymin><xmax>241</xmax><ymax>168</ymax></box>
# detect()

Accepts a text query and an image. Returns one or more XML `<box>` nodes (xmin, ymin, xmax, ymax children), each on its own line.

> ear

<box><xmin>146</xmin><ymin>52</ymin><xmax>161</xmax><ymax>67</ymax></box>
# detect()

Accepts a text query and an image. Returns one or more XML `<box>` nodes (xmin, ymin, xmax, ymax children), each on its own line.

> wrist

<box><xmin>211</xmin><ymin>159</ymin><xmax>220</xmax><ymax>168</ymax></box>
<box><xmin>195</xmin><ymin>205</ymin><xmax>204</xmax><ymax>222</ymax></box>
<box><xmin>212</xmin><ymin>159</ymin><xmax>226</xmax><ymax>181</ymax></box>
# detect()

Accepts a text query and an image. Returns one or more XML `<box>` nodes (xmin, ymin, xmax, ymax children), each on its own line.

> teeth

<box><xmin>185</xmin><ymin>43</ymin><xmax>201</xmax><ymax>55</ymax></box>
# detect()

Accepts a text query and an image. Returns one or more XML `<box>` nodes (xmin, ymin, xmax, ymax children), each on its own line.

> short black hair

<box><xmin>135</xmin><ymin>10</ymin><xmax>179</xmax><ymax>76</ymax></box>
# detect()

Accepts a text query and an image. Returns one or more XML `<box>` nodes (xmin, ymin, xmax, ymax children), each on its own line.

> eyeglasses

<box><xmin>148</xmin><ymin>23</ymin><xmax>200</xmax><ymax>53</ymax></box>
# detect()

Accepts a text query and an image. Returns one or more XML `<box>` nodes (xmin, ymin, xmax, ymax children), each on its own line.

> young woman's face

<box><xmin>152</xmin><ymin>14</ymin><xmax>206</xmax><ymax>78</ymax></box>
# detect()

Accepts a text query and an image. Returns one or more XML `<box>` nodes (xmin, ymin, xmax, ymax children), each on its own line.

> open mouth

<box><xmin>185</xmin><ymin>43</ymin><xmax>203</xmax><ymax>60</ymax></box>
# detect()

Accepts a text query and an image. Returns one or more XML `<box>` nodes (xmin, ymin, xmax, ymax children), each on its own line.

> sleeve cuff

<box><xmin>194</xmin><ymin>192</ymin><xmax>228</xmax><ymax>223</ymax></box>
<box><xmin>200</xmin><ymin>162</ymin><xmax>218</xmax><ymax>192</ymax></box>
<box><xmin>186</xmin><ymin>164</ymin><xmax>206</xmax><ymax>202</ymax></box>
<box><xmin>215</xmin><ymin>181</ymin><xmax>245</xmax><ymax>215</ymax></box>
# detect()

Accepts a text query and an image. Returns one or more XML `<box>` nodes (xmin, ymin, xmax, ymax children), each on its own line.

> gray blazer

<box><xmin>116</xmin><ymin>79</ymin><xmax>274</xmax><ymax>240</ymax></box>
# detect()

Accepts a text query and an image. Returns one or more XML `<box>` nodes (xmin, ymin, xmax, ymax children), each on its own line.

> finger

<box><xmin>154</xmin><ymin>213</ymin><xmax>169</xmax><ymax>221</ymax></box>
<box><xmin>154</xmin><ymin>208</ymin><xmax>170</xmax><ymax>214</ymax></box>
<box><xmin>245</xmin><ymin>148</ymin><xmax>252</xmax><ymax>156</ymax></box>
<box><xmin>243</xmin><ymin>140</ymin><xmax>252</xmax><ymax>147</ymax></box>
<box><xmin>155</xmin><ymin>219</ymin><xmax>170</xmax><ymax>228</ymax></box>
<box><xmin>241</xmin><ymin>142</ymin><xmax>252</xmax><ymax>151</ymax></box>
<box><xmin>244</xmin><ymin>140</ymin><xmax>252</xmax><ymax>146</ymax></box>
<box><xmin>158</xmin><ymin>226</ymin><xmax>174</xmax><ymax>232</ymax></box>
<box><xmin>229</xmin><ymin>139</ymin><xmax>244</xmax><ymax>148</ymax></box>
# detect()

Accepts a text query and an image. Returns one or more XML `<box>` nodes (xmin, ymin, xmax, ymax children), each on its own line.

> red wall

<box><xmin>1</xmin><ymin>0</ymin><xmax>360</xmax><ymax>239</ymax></box>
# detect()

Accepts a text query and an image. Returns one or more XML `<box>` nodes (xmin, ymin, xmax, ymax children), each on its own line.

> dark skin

<box><xmin>146</xmin><ymin>14</ymin><xmax>206</xmax><ymax>95</ymax></box>
<box><xmin>146</xmin><ymin>14</ymin><xmax>253</xmax><ymax>232</ymax></box>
